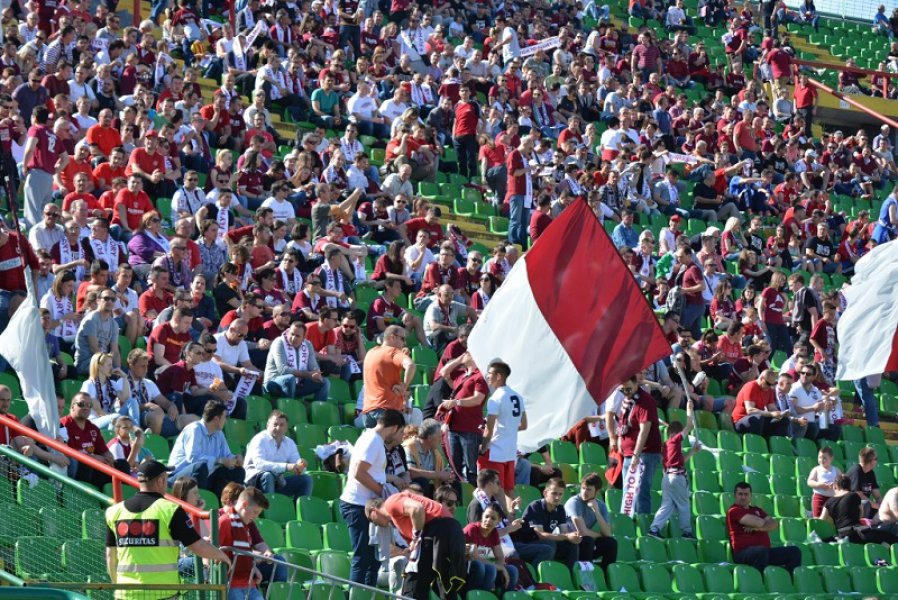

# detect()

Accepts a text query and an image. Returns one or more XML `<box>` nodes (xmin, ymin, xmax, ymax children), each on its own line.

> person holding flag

<box><xmin>613</xmin><ymin>375</ymin><xmax>662</xmax><ymax>516</ymax></box>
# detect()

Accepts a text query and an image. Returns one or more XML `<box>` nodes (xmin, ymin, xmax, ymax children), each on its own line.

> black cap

<box><xmin>137</xmin><ymin>460</ymin><xmax>173</xmax><ymax>481</ymax></box>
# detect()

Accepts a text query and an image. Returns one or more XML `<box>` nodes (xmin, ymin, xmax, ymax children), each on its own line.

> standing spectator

<box><xmin>22</xmin><ymin>106</ymin><xmax>67</xmax><ymax>227</ymax></box>
<box><xmin>0</xmin><ymin>221</ymin><xmax>40</xmax><ymax>334</ymax></box>
<box><xmin>565</xmin><ymin>472</ymin><xmax>618</xmax><ymax>571</ymax></box>
<box><xmin>219</xmin><ymin>487</ymin><xmax>271</xmax><ymax>600</ymax></box>
<box><xmin>361</xmin><ymin>325</ymin><xmax>417</xmax><ymax>427</ymax></box>
<box><xmin>74</xmin><ymin>288</ymin><xmax>122</xmax><ymax>375</ymax></box>
<box><xmin>671</xmin><ymin>246</ymin><xmax>705</xmax><ymax>338</ymax></box>
<box><xmin>506</xmin><ymin>135</ymin><xmax>535</xmax><ymax>248</ymax></box>
<box><xmin>649</xmin><ymin>399</ymin><xmax>699</xmax><ymax>538</ymax></box>
<box><xmin>244</xmin><ymin>410</ymin><xmax>313</xmax><ymax>500</ymax></box>
<box><xmin>612</xmin><ymin>376</ymin><xmax>662</xmax><ymax>515</ymax></box>
<box><xmin>167</xmin><ymin>400</ymin><xmax>245</xmax><ymax>496</ymax></box>
<box><xmin>726</xmin><ymin>482</ymin><xmax>801</xmax><ymax>573</ymax></box>
<box><xmin>793</xmin><ymin>73</ymin><xmax>817</xmax><ymax>139</ymax></box>
<box><xmin>477</xmin><ymin>360</ymin><xmax>526</xmax><ymax>505</ymax></box>
<box><xmin>339</xmin><ymin>409</ymin><xmax>406</xmax><ymax>586</ymax></box>
<box><xmin>453</xmin><ymin>85</ymin><xmax>481</xmax><ymax>179</ymax></box>
<box><xmin>438</xmin><ymin>353</ymin><xmax>489</xmax><ymax>485</ymax></box>
<box><xmin>806</xmin><ymin>446</ymin><xmax>840</xmax><ymax>517</ymax></box>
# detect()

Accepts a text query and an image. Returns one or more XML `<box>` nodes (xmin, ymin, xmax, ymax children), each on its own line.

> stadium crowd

<box><xmin>2</xmin><ymin>0</ymin><xmax>898</xmax><ymax>596</ymax></box>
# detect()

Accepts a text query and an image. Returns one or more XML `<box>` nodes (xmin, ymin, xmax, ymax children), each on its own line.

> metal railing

<box><xmin>220</xmin><ymin>548</ymin><xmax>412</xmax><ymax>600</ymax></box>
<box><xmin>30</xmin><ymin>582</ymin><xmax>227</xmax><ymax>600</ymax></box>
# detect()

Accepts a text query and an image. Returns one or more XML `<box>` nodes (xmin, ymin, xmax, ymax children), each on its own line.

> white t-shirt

<box><xmin>379</xmin><ymin>99</ymin><xmax>409</xmax><ymax>124</ymax></box>
<box><xmin>81</xmin><ymin>378</ymin><xmax>125</xmax><ymax>414</ymax></box>
<box><xmin>340</xmin><ymin>428</ymin><xmax>387</xmax><ymax>505</ymax></box>
<box><xmin>261</xmin><ymin>197</ymin><xmax>296</xmax><ymax>221</ymax></box>
<box><xmin>501</xmin><ymin>26</ymin><xmax>521</xmax><ymax>62</ymax></box>
<box><xmin>403</xmin><ymin>245</ymin><xmax>435</xmax><ymax>277</ymax></box>
<box><xmin>601</xmin><ymin>388</ymin><xmax>626</xmax><ymax>441</ymax></box>
<box><xmin>486</xmin><ymin>385</ymin><xmax>524</xmax><ymax>462</ymax></box>
<box><xmin>194</xmin><ymin>360</ymin><xmax>225</xmax><ymax>389</ymax></box>
<box><xmin>215</xmin><ymin>333</ymin><xmax>250</xmax><ymax>365</ymax></box>
<box><xmin>789</xmin><ymin>382</ymin><xmax>822</xmax><ymax>412</ymax></box>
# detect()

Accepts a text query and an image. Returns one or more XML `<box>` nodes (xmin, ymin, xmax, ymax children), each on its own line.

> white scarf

<box><xmin>90</xmin><ymin>236</ymin><xmax>120</xmax><ymax>269</ymax></box>
<box><xmin>283</xmin><ymin>331</ymin><xmax>310</xmax><ymax>371</ymax></box>
<box><xmin>472</xmin><ymin>488</ymin><xmax>516</xmax><ymax>557</ymax></box>
<box><xmin>320</xmin><ymin>264</ymin><xmax>347</xmax><ymax>308</ymax></box>
<box><xmin>524</xmin><ymin>157</ymin><xmax>533</xmax><ymax>209</ymax></box>
<box><xmin>410</xmin><ymin>83</ymin><xmax>424</xmax><ymax>107</ymax></box>
<box><xmin>278</xmin><ymin>268</ymin><xmax>303</xmax><ymax>294</ymax></box>
<box><xmin>240</xmin><ymin>264</ymin><xmax>253</xmax><ymax>291</ymax></box>
<box><xmin>52</xmin><ymin>294</ymin><xmax>77</xmax><ymax>337</ymax></box>
<box><xmin>58</xmin><ymin>236</ymin><xmax>85</xmax><ymax>280</ymax></box>
<box><xmin>215</xmin><ymin>203</ymin><xmax>230</xmax><ymax>241</ymax></box>
<box><xmin>340</xmin><ymin>137</ymin><xmax>362</xmax><ymax>162</ymax></box>
<box><xmin>176</xmin><ymin>187</ymin><xmax>204</xmax><ymax>215</ymax></box>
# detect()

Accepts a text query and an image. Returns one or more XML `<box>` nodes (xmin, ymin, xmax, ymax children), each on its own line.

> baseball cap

<box><xmin>804</xmin><ymin>149</ymin><xmax>816</xmax><ymax>158</ymax></box>
<box><xmin>136</xmin><ymin>460</ymin><xmax>173</xmax><ymax>481</ymax></box>
<box><xmin>144</xmin><ymin>131</ymin><xmax>159</xmax><ymax>139</ymax></box>
<box><xmin>670</xmin><ymin>214</ymin><xmax>682</xmax><ymax>223</ymax></box>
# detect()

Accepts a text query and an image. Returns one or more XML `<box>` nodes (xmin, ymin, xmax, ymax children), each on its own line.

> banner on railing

<box><xmin>620</xmin><ymin>457</ymin><xmax>645</xmax><ymax>517</ymax></box>
<box><xmin>520</xmin><ymin>36</ymin><xmax>561</xmax><ymax>58</ymax></box>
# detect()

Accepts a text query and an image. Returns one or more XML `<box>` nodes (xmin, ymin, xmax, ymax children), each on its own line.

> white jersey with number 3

<box><xmin>486</xmin><ymin>385</ymin><xmax>525</xmax><ymax>463</ymax></box>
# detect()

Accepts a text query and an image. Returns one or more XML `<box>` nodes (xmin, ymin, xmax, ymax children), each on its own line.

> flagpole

<box><xmin>3</xmin><ymin>174</ymin><xmax>36</xmax><ymax>299</ymax></box>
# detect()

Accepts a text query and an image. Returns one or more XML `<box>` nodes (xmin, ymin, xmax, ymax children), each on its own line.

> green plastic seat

<box><xmin>607</xmin><ymin>563</ymin><xmax>642</xmax><ymax>593</ymax></box>
<box><xmin>573</xmin><ymin>562</ymin><xmax>607</xmax><ymax>591</ymax></box>
<box><xmin>779</xmin><ymin>517</ymin><xmax>806</xmax><ymax>543</ymax></box>
<box><xmin>538</xmin><ymin>560</ymin><xmax>574</xmax><ymax>590</ymax></box>
<box><xmin>62</xmin><ymin>539</ymin><xmax>105</xmax><ymax>575</ymax></box>
<box><xmin>489</xmin><ymin>216</ymin><xmax>509</xmax><ymax>236</ymax></box>
<box><xmin>764</xmin><ymin>565</ymin><xmax>795</xmax><ymax>594</ymax></box>
<box><xmin>639</xmin><ymin>563</ymin><xmax>673</xmax><ymax>593</ymax></box>
<box><xmin>812</xmin><ymin>542</ymin><xmax>840</xmax><ymax>566</ymax></box>
<box><xmin>276</xmin><ymin>398</ymin><xmax>308</xmax><ymax>424</ymax></box>
<box><xmin>773</xmin><ymin>494</ymin><xmax>801</xmax><ymax>518</ymax></box>
<box><xmin>734</xmin><ymin>565</ymin><xmax>766</xmax><ymax>593</ymax></box>
<box><xmin>327</xmin><ymin>425</ymin><xmax>360</xmax><ymax>444</ymax></box>
<box><xmin>821</xmin><ymin>565</ymin><xmax>852</xmax><ymax>594</ymax></box>
<box><xmin>39</xmin><ymin>507</ymin><xmax>81</xmax><ymax>540</ymax></box>
<box><xmin>255</xmin><ymin>518</ymin><xmax>285</xmax><ymax>548</ymax></box>
<box><xmin>808</xmin><ymin>519</ymin><xmax>836</xmax><ymax>540</ymax></box>
<box><xmin>768</xmin><ymin>436</ymin><xmax>794</xmax><ymax>456</ymax></box>
<box><xmin>695</xmin><ymin>515</ymin><xmax>727</xmax><ymax>541</ymax></box>
<box><xmin>637</xmin><ymin>535</ymin><xmax>669</xmax><ymax>563</ymax></box>
<box><xmin>264</xmin><ymin>493</ymin><xmax>297</xmax><ymax>524</ymax></box>
<box><xmin>864</xmin><ymin>542</ymin><xmax>889</xmax><ymax>566</ymax></box>
<box><xmin>322</xmin><ymin>522</ymin><xmax>352</xmax><ymax>552</ymax></box>
<box><xmin>328</xmin><ymin>379</ymin><xmax>354</xmax><ymax>404</ymax></box>
<box><xmin>296</xmin><ymin>496</ymin><xmax>332</xmax><ymax>525</ymax></box>
<box><xmin>850</xmin><ymin>566</ymin><xmax>880</xmax><ymax>595</ymax></box>
<box><xmin>308</xmin><ymin>583</ymin><xmax>346</xmax><ymax>600</ymax></box>
<box><xmin>609</xmin><ymin>513</ymin><xmax>637</xmax><ymax>538</ymax></box>
<box><xmin>666</xmin><ymin>537</ymin><xmax>699</xmax><ymax>564</ymax></box>
<box><xmin>697</xmin><ymin>540</ymin><xmax>730</xmax><ymax>563</ymax></box>
<box><xmin>16</xmin><ymin>536</ymin><xmax>62</xmax><ymax>578</ymax></box>
<box><xmin>516</xmin><ymin>484</ymin><xmax>542</xmax><ymax>508</ymax></box>
<box><xmin>692</xmin><ymin>490</ymin><xmax>719</xmax><ymax>516</ymax></box>
<box><xmin>310</xmin><ymin>401</ymin><xmax>341</xmax><ymax>428</ymax></box>
<box><xmin>286</xmin><ymin>520</ymin><xmax>323</xmax><ymax>551</ymax></box>
<box><xmin>453</xmin><ymin>197</ymin><xmax>476</xmax><ymax>217</ymax></box>
<box><xmin>877</xmin><ymin>567</ymin><xmax>898</xmax><ymax>593</ymax></box>
<box><xmin>317</xmin><ymin>550</ymin><xmax>351</xmax><ymax>580</ymax></box>
<box><xmin>293</xmin><ymin>423</ymin><xmax>327</xmax><ymax>447</ymax></box>
<box><xmin>82</xmin><ymin>509</ymin><xmax>107</xmax><ymax>540</ymax></box>
<box><xmin>465</xmin><ymin>592</ymin><xmax>497</xmax><ymax>600</ymax></box>
<box><xmin>839</xmin><ymin>542</ymin><xmax>866</xmax><ymax>567</ymax></box>
<box><xmin>672</xmin><ymin>564</ymin><xmax>705</xmax><ymax>594</ymax></box>
<box><xmin>143</xmin><ymin>434</ymin><xmax>171</xmax><ymax>462</ymax></box>
<box><xmin>579</xmin><ymin>441</ymin><xmax>606</xmax><ymax>465</ymax></box>
<box><xmin>549</xmin><ymin>440</ymin><xmax>578</xmax><ymax>464</ymax></box>
<box><xmin>17</xmin><ymin>479</ymin><xmax>59</xmax><ymax>509</ymax></box>
<box><xmin>701</xmin><ymin>564</ymin><xmax>734</xmax><ymax>594</ymax></box>
<box><xmin>223</xmin><ymin>418</ymin><xmax>254</xmax><ymax>447</ymax></box>
<box><xmin>308</xmin><ymin>471</ymin><xmax>342</xmax><ymax>501</ymax></box>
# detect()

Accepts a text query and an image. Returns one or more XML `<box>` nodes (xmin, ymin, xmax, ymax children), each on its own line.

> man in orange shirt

<box><xmin>56</xmin><ymin>144</ymin><xmax>95</xmax><ymax>198</ymax></box>
<box><xmin>361</xmin><ymin>325</ymin><xmax>416</xmax><ymax>428</ymax></box>
<box><xmin>85</xmin><ymin>109</ymin><xmax>123</xmax><ymax>159</ymax></box>
<box><xmin>126</xmin><ymin>132</ymin><xmax>175</xmax><ymax>200</ymax></box>
<box><xmin>366</xmin><ymin>489</ymin><xmax>466</xmax><ymax>599</ymax></box>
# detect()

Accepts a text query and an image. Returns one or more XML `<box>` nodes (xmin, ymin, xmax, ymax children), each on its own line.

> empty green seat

<box><xmin>286</xmin><ymin>520</ymin><xmax>323</xmax><ymax>552</ymax></box>
<box><xmin>264</xmin><ymin>493</ymin><xmax>297</xmax><ymax>524</ymax></box>
<box><xmin>672</xmin><ymin>564</ymin><xmax>705</xmax><ymax>594</ymax></box>
<box><xmin>297</xmin><ymin>496</ymin><xmax>332</xmax><ymax>524</ymax></box>
<box><xmin>322</xmin><ymin>522</ymin><xmax>352</xmax><ymax>552</ymax></box>
<box><xmin>537</xmin><ymin>560</ymin><xmax>574</xmax><ymax>590</ymax></box>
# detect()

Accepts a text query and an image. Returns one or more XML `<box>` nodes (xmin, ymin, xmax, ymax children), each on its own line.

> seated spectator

<box><xmin>463</xmin><ymin>503</ymin><xmax>520</xmax><ymax>592</ymax></box>
<box><xmin>846</xmin><ymin>447</ymin><xmax>882</xmax><ymax>518</ymax></box>
<box><xmin>517</xmin><ymin>477</ymin><xmax>581</xmax><ymax>570</ymax></box>
<box><xmin>168</xmin><ymin>400</ymin><xmax>245</xmax><ymax>496</ymax></box>
<box><xmin>244</xmin><ymin>410</ymin><xmax>312</xmax><ymax>500</ymax></box>
<box><xmin>403</xmin><ymin>419</ymin><xmax>456</xmax><ymax>497</ymax></box>
<box><xmin>731</xmin><ymin>370</ymin><xmax>791</xmax><ymax>437</ymax></box>
<box><xmin>60</xmin><ymin>392</ymin><xmax>130</xmax><ymax>488</ymax></box>
<box><xmin>126</xmin><ymin>348</ymin><xmax>197</xmax><ymax>437</ymax></box>
<box><xmin>565</xmin><ymin>472</ymin><xmax>618</xmax><ymax>571</ymax></box>
<box><xmin>821</xmin><ymin>474</ymin><xmax>898</xmax><ymax>544</ymax></box>
<box><xmin>726</xmin><ymin>482</ymin><xmax>801</xmax><ymax>573</ymax></box>
<box><xmin>80</xmin><ymin>351</ymin><xmax>137</xmax><ymax>430</ymax></box>
<box><xmin>263</xmin><ymin>320</ymin><xmax>329</xmax><ymax>402</ymax></box>
<box><xmin>107</xmin><ymin>415</ymin><xmax>154</xmax><ymax>474</ymax></box>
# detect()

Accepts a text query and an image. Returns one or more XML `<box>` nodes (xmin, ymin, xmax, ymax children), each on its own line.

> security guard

<box><xmin>105</xmin><ymin>460</ymin><xmax>231</xmax><ymax>599</ymax></box>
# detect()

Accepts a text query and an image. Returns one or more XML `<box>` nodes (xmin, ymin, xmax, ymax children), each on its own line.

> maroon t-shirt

<box><xmin>681</xmin><ymin>264</ymin><xmax>704</xmax><ymax>305</ymax></box>
<box><xmin>60</xmin><ymin>415</ymin><xmax>108</xmax><ymax>456</ymax></box>
<box><xmin>148</xmin><ymin>322</ymin><xmax>192</xmax><ymax>365</ymax></box>
<box><xmin>727</xmin><ymin>504</ymin><xmax>771</xmax><ymax>553</ymax></box>
<box><xmin>156</xmin><ymin>360</ymin><xmax>198</xmax><ymax>395</ymax></box>
<box><xmin>366</xmin><ymin>297</ymin><xmax>405</xmax><ymax>339</ymax></box>
<box><xmin>26</xmin><ymin>124</ymin><xmax>63</xmax><ymax>174</ymax></box>
<box><xmin>448</xmin><ymin>372</ymin><xmax>489</xmax><ymax>433</ymax></box>
<box><xmin>662</xmin><ymin>432</ymin><xmax>685</xmax><ymax>470</ymax></box>
<box><xmin>619</xmin><ymin>390</ymin><xmax>662</xmax><ymax>456</ymax></box>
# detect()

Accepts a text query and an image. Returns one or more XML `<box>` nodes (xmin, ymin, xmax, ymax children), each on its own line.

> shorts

<box><xmin>476</xmin><ymin>455</ymin><xmax>515</xmax><ymax>493</ymax></box>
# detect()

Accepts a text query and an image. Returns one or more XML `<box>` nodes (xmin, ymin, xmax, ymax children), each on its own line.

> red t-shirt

<box><xmin>727</xmin><ymin>504</ymin><xmax>771</xmax><ymax>553</ymax></box>
<box><xmin>60</xmin><ymin>415</ymin><xmax>108</xmax><ymax>456</ymax></box>
<box><xmin>734</xmin><ymin>121</ymin><xmax>757</xmax><ymax>152</ymax></box>
<box><xmin>662</xmin><ymin>432</ymin><xmax>685</xmax><ymax>470</ymax></box>
<box><xmin>718</xmin><ymin>334</ymin><xmax>744</xmax><ymax>363</ymax></box>
<box><xmin>93</xmin><ymin>162</ymin><xmax>128</xmax><ymax>189</ymax></box>
<box><xmin>148</xmin><ymin>322</ymin><xmax>192</xmax><ymax>365</ymax></box>
<box><xmin>478</xmin><ymin>144</ymin><xmax>506</xmax><ymax>168</ymax></box>
<box><xmin>449</xmin><ymin>372</ymin><xmax>489</xmax><ymax>433</ymax></box>
<box><xmin>0</xmin><ymin>413</ymin><xmax>20</xmax><ymax>445</ymax></box>
<box><xmin>383</xmin><ymin>491</ymin><xmax>452</xmax><ymax>542</ymax></box>
<box><xmin>155</xmin><ymin>360</ymin><xmax>197</xmax><ymax>395</ymax></box>
<box><xmin>619</xmin><ymin>390</ymin><xmax>663</xmax><ymax>456</ymax></box>
<box><xmin>453</xmin><ymin>101</ymin><xmax>481</xmax><ymax>137</ymax></box>
<box><xmin>125</xmin><ymin>147</ymin><xmax>166</xmax><ymax>180</ymax></box>
<box><xmin>505</xmin><ymin>150</ymin><xmax>527</xmax><ymax>199</ymax></box>
<box><xmin>760</xmin><ymin>287</ymin><xmax>786</xmax><ymax>325</ymax></box>
<box><xmin>731</xmin><ymin>380</ymin><xmax>774</xmax><ymax>423</ymax></box>
<box><xmin>219</xmin><ymin>309</ymin><xmax>265</xmax><ymax>336</ymax></box>
<box><xmin>112</xmin><ymin>188</ymin><xmax>154</xmax><ymax>230</ymax></box>
<box><xmin>529</xmin><ymin>211</ymin><xmax>552</xmax><ymax>242</ymax></box>
<box><xmin>405</xmin><ymin>218</ymin><xmax>444</xmax><ymax>247</ymax></box>
<box><xmin>435</xmin><ymin>339</ymin><xmax>466</xmax><ymax>384</ymax></box>
<box><xmin>463</xmin><ymin>522</ymin><xmax>500</xmax><ymax>550</ymax></box>
<box><xmin>138</xmin><ymin>289</ymin><xmax>174</xmax><ymax>319</ymax></box>
<box><xmin>26</xmin><ymin>125</ymin><xmax>63</xmax><ymax>174</ymax></box>
<box><xmin>292</xmin><ymin>290</ymin><xmax>327</xmax><ymax>316</ymax></box>
<box><xmin>366</xmin><ymin>297</ymin><xmax>405</xmax><ymax>339</ymax></box>
<box><xmin>681</xmin><ymin>264</ymin><xmax>704</xmax><ymax>305</ymax></box>
<box><xmin>219</xmin><ymin>509</ymin><xmax>256</xmax><ymax>588</ymax></box>
<box><xmin>419</xmin><ymin>262</ymin><xmax>459</xmax><ymax>297</ymax></box>
<box><xmin>305</xmin><ymin>321</ymin><xmax>338</xmax><ymax>354</ymax></box>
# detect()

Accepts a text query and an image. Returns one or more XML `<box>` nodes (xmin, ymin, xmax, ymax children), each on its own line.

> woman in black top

<box><xmin>821</xmin><ymin>475</ymin><xmax>898</xmax><ymax>545</ymax></box>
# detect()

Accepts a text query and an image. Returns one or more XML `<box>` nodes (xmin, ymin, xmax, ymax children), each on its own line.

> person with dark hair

<box><xmin>648</xmin><ymin>399</ymin><xmax>699</xmax><ymax>538</ymax></box>
<box><xmin>565</xmin><ymin>472</ymin><xmax>617</xmax><ymax>570</ymax></box>
<box><xmin>339</xmin><ymin>409</ymin><xmax>407</xmax><ymax>586</ymax></box>
<box><xmin>61</xmin><ymin>392</ymin><xmax>131</xmax><ymax>488</ymax></box>
<box><xmin>516</xmin><ymin>477</ymin><xmax>581</xmax><ymax>570</ymax></box>
<box><xmin>529</xmin><ymin>194</ymin><xmax>553</xmax><ymax>244</ymax></box>
<box><xmin>219</xmin><ymin>486</ymin><xmax>271</xmax><ymax>600</ymax></box>
<box><xmin>22</xmin><ymin>103</ymin><xmax>67</xmax><ymax>227</ymax></box>
<box><xmin>726</xmin><ymin>482</ymin><xmax>801</xmax><ymax>573</ymax></box>
<box><xmin>731</xmin><ymin>370</ymin><xmax>790</xmax><ymax>437</ymax></box>
<box><xmin>167</xmin><ymin>399</ymin><xmax>245</xmax><ymax>496</ymax></box>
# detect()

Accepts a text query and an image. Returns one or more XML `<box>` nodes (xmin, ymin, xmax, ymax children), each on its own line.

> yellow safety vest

<box><xmin>105</xmin><ymin>496</ymin><xmax>182</xmax><ymax>600</ymax></box>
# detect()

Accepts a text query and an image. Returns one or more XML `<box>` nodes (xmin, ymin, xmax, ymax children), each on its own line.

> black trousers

<box><xmin>734</xmin><ymin>545</ymin><xmax>801</xmax><ymax>574</ymax></box>
<box><xmin>579</xmin><ymin>536</ymin><xmax>618</xmax><ymax>571</ymax></box>
<box><xmin>452</xmin><ymin>134</ymin><xmax>479</xmax><ymax>179</ymax></box>
<box><xmin>403</xmin><ymin>517</ymin><xmax>466</xmax><ymax>600</ymax></box>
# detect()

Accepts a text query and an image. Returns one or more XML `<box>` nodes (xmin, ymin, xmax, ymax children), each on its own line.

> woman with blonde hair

<box><xmin>391</xmin><ymin>106</ymin><xmax>421</xmax><ymax>138</ymax></box>
<box><xmin>721</xmin><ymin>216</ymin><xmax>748</xmax><ymax>260</ymax></box>
<box><xmin>80</xmin><ymin>352</ymin><xmax>137</xmax><ymax>430</ymax></box>
<box><xmin>208</xmin><ymin>148</ymin><xmax>236</xmax><ymax>193</ymax></box>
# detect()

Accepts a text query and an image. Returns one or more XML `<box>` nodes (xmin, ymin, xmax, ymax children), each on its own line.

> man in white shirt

<box><xmin>403</xmin><ymin>229</ymin><xmax>436</xmax><ymax>284</ymax></box>
<box><xmin>261</xmin><ymin>182</ymin><xmax>297</xmax><ymax>221</ymax></box>
<box><xmin>378</xmin><ymin>88</ymin><xmax>409</xmax><ymax>125</ymax></box>
<box><xmin>788</xmin><ymin>362</ymin><xmax>841</xmax><ymax>441</ymax></box>
<box><xmin>338</xmin><ymin>409</ymin><xmax>407</xmax><ymax>585</ymax></box>
<box><xmin>214</xmin><ymin>319</ymin><xmax>259</xmax><ymax>387</ymax></box>
<box><xmin>244</xmin><ymin>410</ymin><xmax>312</xmax><ymax>500</ymax></box>
<box><xmin>479</xmin><ymin>360</ymin><xmax>527</xmax><ymax>508</ymax></box>
<box><xmin>29</xmin><ymin>203</ymin><xmax>65</xmax><ymax>252</ymax></box>
<box><xmin>495</xmin><ymin>15</ymin><xmax>520</xmax><ymax>62</ymax></box>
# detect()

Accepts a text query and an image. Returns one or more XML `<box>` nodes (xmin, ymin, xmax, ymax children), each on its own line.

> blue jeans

<box><xmin>514</xmin><ymin>541</ymin><xmax>555</xmax><ymax>568</ymax></box>
<box><xmin>622</xmin><ymin>453</ymin><xmax>661</xmax><ymax>515</ymax></box>
<box><xmin>263</xmin><ymin>373</ymin><xmax>330</xmax><ymax>402</ymax></box>
<box><xmin>855</xmin><ymin>377</ymin><xmax>880</xmax><ymax>427</ymax></box>
<box><xmin>340</xmin><ymin>500</ymin><xmax>380</xmax><ymax>586</ymax></box>
<box><xmin>508</xmin><ymin>194</ymin><xmax>529</xmax><ymax>247</ymax></box>
<box><xmin>681</xmin><ymin>302</ymin><xmax>705</xmax><ymax>339</ymax></box>
<box><xmin>228</xmin><ymin>588</ymin><xmax>263</xmax><ymax>600</ymax></box>
<box><xmin>90</xmin><ymin>396</ymin><xmax>141</xmax><ymax>430</ymax></box>
<box><xmin>448</xmin><ymin>431</ymin><xmax>481</xmax><ymax>485</ymax></box>
<box><xmin>248</xmin><ymin>471</ymin><xmax>313</xmax><ymax>500</ymax></box>
<box><xmin>467</xmin><ymin>560</ymin><xmax>495</xmax><ymax>591</ymax></box>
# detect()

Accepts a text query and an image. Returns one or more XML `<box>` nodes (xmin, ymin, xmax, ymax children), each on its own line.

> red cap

<box><xmin>670</xmin><ymin>214</ymin><xmax>682</xmax><ymax>222</ymax></box>
<box><xmin>144</xmin><ymin>131</ymin><xmax>158</xmax><ymax>139</ymax></box>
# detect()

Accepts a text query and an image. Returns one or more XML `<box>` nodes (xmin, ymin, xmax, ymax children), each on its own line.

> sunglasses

<box><xmin>342</xmin><ymin>324</ymin><xmax>356</xmax><ymax>330</ymax></box>
<box><xmin>101</xmin><ymin>296</ymin><xmax>117</xmax><ymax>301</ymax></box>
<box><xmin>800</xmin><ymin>371</ymin><xmax>813</xmax><ymax>376</ymax></box>
<box><xmin>74</xmin><ymin>401</ymin><xmax>91</xmax><ymax>407</ymax></box>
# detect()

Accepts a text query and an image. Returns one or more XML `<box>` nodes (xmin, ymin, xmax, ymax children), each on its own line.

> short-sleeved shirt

<box><xmin>74</xmin><ymin>310</ymin><xmax>119</xmax><ymax>372</ymax></box>
<box><xmin>148</xmin><ymin>322</ymin><xmax>192</xmax><ymax>365</ymax></box>
<box><xmin>485</xmin><ymin>385</ymin><xmax>524</xmax><ymax>462</ymax></box>
<box><xmin>26</xmin><ymin>124</ymin><xmax>62</xmax><ymax>173</ymax></box>
<box><xmin>732</xmin><ymin>380</ymin><xmax>774</xmax><ymax>423</ymax></box>
<box><xmin>846</xmin><ymin>464</ymin><xmax>879</xmax><ymax>497</ymax></box>
<box><xmin>384</xmin><ymin>491</ymin><xmax>452</xmax><ymax>542</ymax></box>
<box><xmin>681</xmin><ymin>264</ymin><xmax>704</xmax><ymax>305</ymax></box>
<box><xmin>619</xmin><ymin>390</ymin><xmax>662</xmax><ymax>456</ymax></box>
<box><xmin>112</xmin><ymin>188</ymin><xmax>154</xmax><ymax>230</ymax></box>
<box><xmin>61</xmin><ymin>415</ymin><xmax>109</xmax><ymax>456</ymax></box>
<box><xmin>366</xmin><ymin>297</ymin><xmax>406</xmax><ymax>339</ymax></box>
<box><xmin>517</xmin><ymin>499</ymin><xmax>568</xmax><ymax>543</ymax></box>
<box><xmin>362</xmin><ymin>345</ymin><xmax>408</xmax><ymax>413</ymax></box>
<box><xmin>823</xmin><ymin>493</ymin><xmax>862</xmax><ymax>531</ymax></box>
<box><xmin>564</xmin><ymin>495</ymin><xmax>610</xmax><ymax>533</ymax></box>
<box><xmin>305</xmin><ymin>322</ymin><xmax>338</xmax><ymax>354</ymax></box>
<box><xmin>214</xmin><ymin>333</ymin><xmax>251</xmax><ymax>365</ymax></box>
<box><xmin>726</xmin><ymin>504</ymin><xmax>771</xmax><ymax>553</ymax></box>
<box><xmin>311</xmin><ymin>88</ymin><xmax>340</xmax><ymax>114</ymax></box>
<box><xmin>449</xmin><ymin>372</ymin><xmax>489</xmax><ymax>434</ymax></box>
<box><xmin>464</xmin><ymin>522</ymin><xmax>500</xmax><ymax>553</ymax></box>
<box><xmin>662</xmin><ymin>432</ymin><xmax>686</xmax><ymax>470</ymax></box>
<box><xmin>339</xmin><ymin>427</ymin><xmax>387</xmax><ymax>506</ymax></box>
<box><xmin>760</xmin><ymin>287</ymin><xmax>786</xmax><ymax>325</ymax></box>
<box><xmin>156</xmin><ymin>360</ymin><xmax>198</xmax><ymax>395</ymax></box>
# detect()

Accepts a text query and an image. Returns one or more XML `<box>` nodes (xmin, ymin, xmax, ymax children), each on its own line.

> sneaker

<box><xmin>647</xmin><ymin>528</ymin><xmax>662</xmax><ymax>538</ymax></box>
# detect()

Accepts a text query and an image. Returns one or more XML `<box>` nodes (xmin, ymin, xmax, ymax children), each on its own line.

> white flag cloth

<box><xmin>836</xmin><ymin>257</ymin><xmax>898</xmax><ymax>381</ymax></box>
<box><xmin>0</xmin><ymin>292</ymin><xmax>59</xmax><ymax>437</ymax></box>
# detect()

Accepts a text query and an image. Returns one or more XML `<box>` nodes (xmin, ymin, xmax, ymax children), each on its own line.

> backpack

<box><xmin>666</xmin><ymin>285</ymin><xmax>686</xmax><ymax>317</ymax></box>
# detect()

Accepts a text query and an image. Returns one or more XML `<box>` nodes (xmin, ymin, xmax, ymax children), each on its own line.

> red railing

<box><xmin>0</xmin><ymin>412</ymin><xmax>209</xmax><ymax>521</ymax></box>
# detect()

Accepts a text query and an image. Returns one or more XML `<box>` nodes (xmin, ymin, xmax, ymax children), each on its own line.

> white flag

<box><xmin>0</xmin><ymin>293</ymin><xmax>59</xmax><ymax>437</ymax></box>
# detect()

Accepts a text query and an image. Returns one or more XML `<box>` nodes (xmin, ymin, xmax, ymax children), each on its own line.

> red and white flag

<box><xmin>836</xmin><ymin>239</ymin><xmax>898</xmax><ymax>381</ymax></box>
<box><xmin>467</xmin><ymin>199</ymin><xmax>672</xmax><ymax>452</ymax></box>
